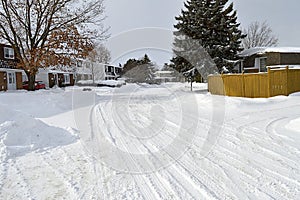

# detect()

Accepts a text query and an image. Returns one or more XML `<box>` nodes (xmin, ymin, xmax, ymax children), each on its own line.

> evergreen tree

<box><xmin>142</xmin><ymin>54</ymin><xmax>151</xmax><ymax>64</ymax></box>
<box><xmin>171</xmin><ymin>0</ymin><xmax>245</xmax><ymax>75</ymax></box>
<box><xmin>121</xmin><ymin>55</ymin><xmax>158</xmax><ymax>84</ymax></box>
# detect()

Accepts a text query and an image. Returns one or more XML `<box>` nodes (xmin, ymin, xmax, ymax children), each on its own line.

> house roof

<box><xmin>0</xmin><ymin>68</ymin><xmax>23</xmax><ymax>72</ymax></box>
<box><xmin>239</xmin><ymin>47</ymin><xmax>300</xmax><ymax>57</ymax></box>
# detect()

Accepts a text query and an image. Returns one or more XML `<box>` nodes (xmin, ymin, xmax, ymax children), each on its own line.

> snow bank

<box><xmin>77</xmin><ymin>80</ymin><xmax>93</xmax><ymax>85</ymax></box>
<box><xmin>286</xmin><ymin>118</ymin><xmax>300</xmax><ymax>132</ymax></box>
<box><xmin>97</xmin><ymin>80</ymin><xmax>125</xmax><ymax>87</ymax></box>
<box><xmin>0</xmin><ymin>105</ymin><xmax>78</xmax><ymax>157</ymax></box>
<box><xmin>289</xmin><ymin>92</ymin><xmax>300</xmax><ymax>96</ymax></box>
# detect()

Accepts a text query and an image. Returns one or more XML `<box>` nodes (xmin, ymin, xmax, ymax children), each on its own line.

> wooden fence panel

<box><xmin>208</xmin><ymin>68</ymin><xmax>300</xmax><ymax>98</ymax></box>
<box><xmin>244</xmin><ymin>73</ymin><xmax>269</xmax><ymax>98</ymax></box>
<box><xmin>269</xmin><ymin>69</ymin><xmax>287</xmax><ymax>97</ymax></box>
<box><xmin>288</xmin><ymin>69</ymin><xmax>300</xmax><ymax>94</ymax></box>
<box><xmin>223</xmin><ymin>75</ymin><xmax>244</xmax><ymax>97</ymax></box>
<box><xmin>208</xmin><ymin>75</ymin><xmax>224</xmax><ymax>95</ymax></box>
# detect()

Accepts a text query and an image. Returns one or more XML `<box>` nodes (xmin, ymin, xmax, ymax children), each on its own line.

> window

<box><xmin>4</xmin><ymin>47</ymin><xmax>14</xmax><ymax>59</ymax></box>
<box><xmin>255</xmin><ymin>57</ymin><xmax>267</xmax><ymax>72</ymax></box>
<box><xmin>259</xmin><ymin>57</ymin><xmax>267</xmax><ymax>72</ymax></box>
<box><xmin>77</xmin><ymin>61</ymin><xmax>83</xmax><ymax>68</ymax></box>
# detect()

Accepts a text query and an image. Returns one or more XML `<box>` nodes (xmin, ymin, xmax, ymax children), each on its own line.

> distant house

<box><xmin>75</xmin><ymin>60</ymin><xmax>93</xmax><ymax>82</ymax></box>
<box><xmin>104</xmin><ymin>64</ymin><xmax>122</xmax><ymax>80</ymax></box>
<box><xmin>238</xmin><ymin>47</ymin><xmax>300</xmax><ymax>73</ymax></box>
<box><xmin>154</xmin><ymin>70</ymin><xmax>184</xmax><ymax>83</ymax></box>
<box><xmin>0</xmin><ymin>43</ymin><xmax>23</xmax><ymax>91</ymax></box>
<box><xmin>35</xmin><ymin>68</ymin><xmax>75</xmax><ymax>88</ymax></box>
<box><xmin>76</xmin><ymin>61</ymin><xmax>122</xmax><ymax>84</ymax></box>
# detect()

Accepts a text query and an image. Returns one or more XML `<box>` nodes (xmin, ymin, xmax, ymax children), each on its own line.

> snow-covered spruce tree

<box><xmin>171</xmin><ymin>0</ymin><xmax>245</xmax><ymax>74</ymax></box>
<box><xmin>0</xmin><ymin>0</ymin><xmax>108</xmax><ymax>90</ymax></box>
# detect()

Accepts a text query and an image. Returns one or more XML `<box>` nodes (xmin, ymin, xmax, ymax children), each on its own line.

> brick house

<box><xmin>238</xmin><ymin>47</ymin><xmax>300</xmax><ymax>73</ymax></box>
<box><xmin>0</xmin><ymin>43</ymin><xmax>23</xmax><ymax>91</ymax></box>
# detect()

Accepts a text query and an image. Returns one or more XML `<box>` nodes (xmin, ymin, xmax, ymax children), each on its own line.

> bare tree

<box><xmin>88</xmin><ymin>44</ymin><xmax>111</xmax><ymax>64</ymax></box>
<box><xmin>0</xmin><ymin>0</ymin><xmax>108</xmax><ymax>90</ymax></box>
<box><xmin>242</xmin><ymin>21</ymin><xmax>279</xmax><ymax>49</ymax></box>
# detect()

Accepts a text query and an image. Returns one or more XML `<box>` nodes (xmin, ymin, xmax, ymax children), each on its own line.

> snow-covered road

<box><xmin>0</xmin><ymin>83</ymin><xmax>300</xmax><ymax>199</ymax></box>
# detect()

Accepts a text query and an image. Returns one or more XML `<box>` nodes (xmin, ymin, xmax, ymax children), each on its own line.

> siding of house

<box><xmin>48</xmin><ymin>73</ymin><xmax>55</xmax><ymax>88</ymax></box>
<box><xmin>16</xmin><ymin>72</ymin><xmax>23</xmax><ymax>89</ymax></box>
<box><xmin>0</xmin><ymin>44</ymin><xmax>18</xmax><ymax>69</ymax></box>
<box><xmin>70</xmin><ymin>74</ymin><xmax>75</xmax><ymax>86</ymax></box>
<box><xmin>243</xmin><ymin>55</ymin><xmax>257</xmax><ymax>68</ymax></box>
<box><xmin>0</xmin><ymin>71</ymin><xmax>7</xmax><ymax>91</ymax></box>
<box><xmin>280</xmin><ymin>53</ymin><xmax>300</xmax><ymax>65</ymax></box>
<box><xmin>243</xmin><ymin>52</ymin><xmax>300</xmax><ymax>73</ymax></box>
<box><xmin>0</xmin><ymin>44</ymin><xmax>4</xmax><ymax>60</ymax></box>
<box><xmin>58</xmin><ymin>73</ymin><xmax>64</xmax><ymax>87</ymax></box>
<box><xmin>266</xmin><ymin>52</ymin><xmax>281</xmax><ymax>66</ymax></box>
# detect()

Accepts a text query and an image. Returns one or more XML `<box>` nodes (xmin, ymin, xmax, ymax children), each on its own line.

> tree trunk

<box><xmin>26</xmin><ymin>72</ymin><xmax>36</xmax><ymax>91</ymax></box>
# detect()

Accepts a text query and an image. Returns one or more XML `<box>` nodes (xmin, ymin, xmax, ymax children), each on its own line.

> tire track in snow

<box><xmin>91</xmin><ymin>104</ymin><xmax>147</xmax><ymax>200</ymax></box>
<box><xmin>88</xmin><ymin>86</ymin><xmax>300</xmax><ymax>199</ymax></box>
<box><xmin>96</xmin><ymin>99</ymin><xmax>217</xmax><ymax>199</ymax></box>
<box><xmin>93</xmin><ymin>99</ymin><xmax>201</xmax><ymax>199</ymax></box>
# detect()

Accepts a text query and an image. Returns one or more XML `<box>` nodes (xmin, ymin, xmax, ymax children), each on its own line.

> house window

<box><xmin>259</xmin><ymin>57</ymin><xmax>267</xmax><ymax>72</ymax></box>
<box><xmin>64</xmin><ymin>74</ymin><xmax>70</xmax><ymax>84</ymax></box>
<box><xmin>4</xmin><ymin>47</ymin><xmax>14</xmax><ymax>59</ymax></box>
<box><xmin>255</xmin><ymin>57</ymin><xmax>267</xmax><ymax>72</ymax></box>
<box><xmin>77</xmin><ymin>61</ymin><xmax>83</xmax><ymax>68</ymax></box>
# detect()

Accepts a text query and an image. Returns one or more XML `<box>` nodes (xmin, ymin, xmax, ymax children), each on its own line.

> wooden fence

<box><xmin>208</xmin><ymin>67</ymin><xmax>300</xmax><ymax>98</ymax></box>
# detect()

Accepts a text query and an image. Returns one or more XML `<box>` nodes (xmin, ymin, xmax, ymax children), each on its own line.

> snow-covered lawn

<box><xmin>0</xmin><ymin>83</ymin><xmax>299</xmax><ymax>199</ymax></box>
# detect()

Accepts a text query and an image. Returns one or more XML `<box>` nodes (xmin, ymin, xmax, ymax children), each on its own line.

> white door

<box><xmin>7</xmin><ymin>72</ymin><xmax>16</xmax><ymax>90</ymax></box>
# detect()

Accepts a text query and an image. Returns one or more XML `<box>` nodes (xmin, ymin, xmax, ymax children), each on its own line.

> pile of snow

<box><xmin>77</xmin><ymin>79</ymin><xmax>126</xmax><ymax>87</ymax></box>
<box><xmin>97</xmin><ymin>80</ymin><xmax>125</xmax><ymax>87</ymax></box>
<box><xmin>286</xmin><ymin>118</ymin><xmax>300</xmax><ymax>132</ymax></box>
<box><xmin>77</xmin><ymin>80</ymin><xmax>94</xmax><ymax>85</ymax></box>
<box><xmin>0</xmin><ymin>105</ymin><xmax>78</xmax><ymax>157</ymax></box>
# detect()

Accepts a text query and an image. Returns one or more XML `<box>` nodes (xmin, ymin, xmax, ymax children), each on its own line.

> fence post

<box><xmin>267</xmin><ymin>67</ymin><xmax>271</xmax><ymax>97</ymax></box>
<box><xmin>221</xmin><ymin>72</ymin><xmax>224</xmax><ymax>95</ymax></box>
<box><xmin>286</xmin><ymin>66</ymin><xmax>289</xmax><ymax>96</ymax></box>
<box><xmin>242</xmin><ymin>71</ymin><xmax>245</xmax><ymax>97</ymax></box>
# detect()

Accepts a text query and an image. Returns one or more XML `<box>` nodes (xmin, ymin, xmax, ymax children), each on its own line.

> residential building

<box><xmin>0</xmin><ymin>43</ymin><xmax>23</xmax><ymax>91</ymax></box>
<box><xmin>238</xmin><ymin>47</ymin><xmax>300</xmax><ymax>73</ymax></box>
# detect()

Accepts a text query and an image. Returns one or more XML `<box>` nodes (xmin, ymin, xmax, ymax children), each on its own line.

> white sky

<box><xmin>104</xmin><ymin>0</ymin><xmax>300</xmax><ymax>66</ymax></box>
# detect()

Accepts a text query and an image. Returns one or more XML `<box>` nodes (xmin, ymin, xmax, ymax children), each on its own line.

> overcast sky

<box><xmin>104</xmin><ymin>0</ymin><xmax>300</xmax><ymax>66</ymax></box>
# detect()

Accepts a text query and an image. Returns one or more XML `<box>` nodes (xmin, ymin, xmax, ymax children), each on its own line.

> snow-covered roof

<box><xmin>154</xmin><ymin>71</ymin><xmax>174</xmax><ymax>74</ymax></box>
<box><xmin>48</xmin><ymin>69</ymin><xmax>74</xmax><ymax>74</ymax></box>
<box><xmin>239</xmin><ymin>47</ymin><xmax>300</xmax><ymax>57</ymax></box>
<box><xmin>0</xmin><ymin>68</ymin><xmax>23</xmax><ymax>72</ymax></box>
<box><xmin>267</xmin><ymin>65</ymin><xmax>300</xmax><ymax>69</ymax></box>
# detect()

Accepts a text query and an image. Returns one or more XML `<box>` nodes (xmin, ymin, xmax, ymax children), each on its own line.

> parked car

<box><xmin>23</xmin><ymin>81</ymin><xmax>46</xmax><ymax>90</ymax></box>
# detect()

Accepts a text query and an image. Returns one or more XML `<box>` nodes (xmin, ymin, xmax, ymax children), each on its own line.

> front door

<box><xmin>7</xmin><ymin>72</ymin><xmax>16</xmax><ymax>90</ymax></box>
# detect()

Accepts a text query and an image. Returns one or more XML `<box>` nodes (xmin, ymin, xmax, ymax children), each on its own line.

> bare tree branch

<box><xmin>242</xmin><ymin>21</ymin><xmax>279</xmax><ymax>49</ymax></box>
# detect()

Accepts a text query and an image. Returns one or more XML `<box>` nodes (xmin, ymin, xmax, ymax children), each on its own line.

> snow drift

<box><xmin>0</xmin><ymin>105</ymin><xmax>78</xmax><ymax>157</ymax></box>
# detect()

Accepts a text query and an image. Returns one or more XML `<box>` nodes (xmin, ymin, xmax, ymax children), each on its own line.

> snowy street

<box><xmin>0</xmin><ymin>84</ymin><xmax>300</xmax><ymax>199</ymax></box>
